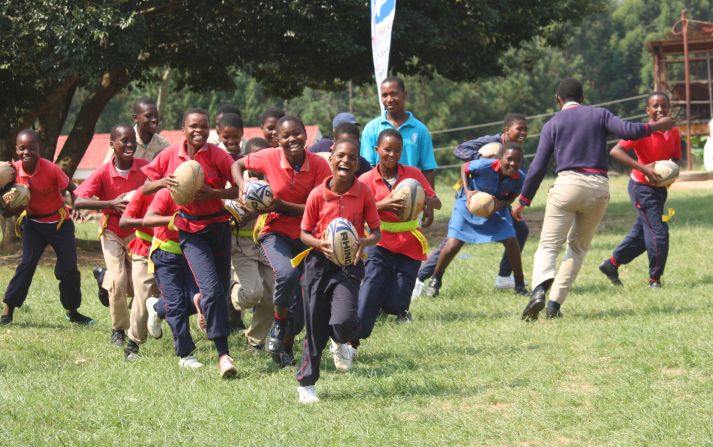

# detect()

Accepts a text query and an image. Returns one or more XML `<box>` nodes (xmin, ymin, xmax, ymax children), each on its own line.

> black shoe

<box><xmin>649</xmin><ymin>280</ymin><xmax>662</xmax><ymax>289</ymax></box>
<box><xmin>272</xmin><ymin>346</ymin><xmax>295</xmax><ymax>369</ymax></box>
<box><xmin>598</xmin><ymin>260</ymin><xmax>622</xmax><ymax>286</ymax></box>
<box><xmin>111</xmin><ymin>329</ymin><xmax>126</xmax><ymax>347</ymax></box>
<box><xmin>124</xmin><ymin>340</ymin><xmax>140</xmax><ymax>362</ymax></box>
<box><xmin>521</xmin><ymin>288</ymin><xmax>546</xmax><ymax>322</ymax></box>
<box><xmin>426</xmin><ymin>278</ymin><xmax>441</xmax><ymax>298</ymax></box>
<box><xmin>92</xmin><ymin>267</ymin><xmax>110</xmax><ymax>307</ymax></box>
<box><xmin>546</xmin><ymin>309</ymin><xmax>563</xmax><ymax>319</ymax></box>
<box><xmin>267</xmin><ymin>320</ymin><xmax>286</xmax><ymax>355</ymax></box>
<box><xmin>396</xmin><ymin>310</ymin><xmax>413</xmax><ymax>323</ymax></box>
<box><xmin>515</xmin><ymin>285</ymin><xmax>530</xmax><ymax>296</ymax></box>
<box><xmin>0</xmin><ymin>314</ymin><xmax>12</xmax><ymax>325</ymax></box>
<box><xmin>66</xmin><ymin>311</ymin><xmax>96</xmax><ymax>326</ymax></box>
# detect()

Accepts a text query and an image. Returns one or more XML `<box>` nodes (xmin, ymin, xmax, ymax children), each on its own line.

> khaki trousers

<box><xmin>230</xmin><ymin>235</ymin><xmax>275</xmax><ymax>347</ymax></box>
<box><xmin>128</xmin><ymin>254</ymin><xmax>159</xmax><ymax>344</ymax></box>
<box><xmin>100</xmin><ymin>231</ymin><xmax>134</xmax><ymax>330</ymax></box>
<box><xmin>532</xmin><ymin>171</ymin><xmax>610</xmax><ymax>304</ymax></box>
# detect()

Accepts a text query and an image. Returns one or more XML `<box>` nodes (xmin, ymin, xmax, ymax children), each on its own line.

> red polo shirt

<box><xmin>13</xmin><ymin>158</ymin><xmax>69</xmax><ymax>223</ymax></box>
<box><xmin>142</xmin><ymin>142</ymin><xmax>233</xmax><ymax>233</ymax></box>
<box><xmin>76</xmin><ymin>158</ymin><xmax>149</xmax><ymax>238</ymax></box>
<box><xmin>147</xmin><ymin>188</ymin><xmax>179</xmax><ymax>244</ymax></box>
<box><xmin>619</xmin><ymin>124</ymin><xmax>681</xmax><ymax>186</ymax></box>
<box><xmin>301</xmin><ymin>176</ymin><xmax>380</xmax><ymax>243</ymax></box>
<box><xmin>359</xmin><ymin>164</ymin><xmax>436</xmax><ymax>261</ymax></box>
<box><xmin>124</xmin><ymin>189</ymin><xmax>154</xmax><ymax>257</ymax></box>
<box><xmin>244</xmin><ymin>148</ymin><xmax>331</xmax><ymax>240</ymax></box>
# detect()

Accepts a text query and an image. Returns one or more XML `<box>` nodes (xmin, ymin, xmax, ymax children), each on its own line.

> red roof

<box><xmin>54</xmin><ymin>126</ymin><xmax>322</xmax><ymax>171</ymax></box>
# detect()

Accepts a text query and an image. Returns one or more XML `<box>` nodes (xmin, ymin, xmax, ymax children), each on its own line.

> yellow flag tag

<box><xmin>662</xmin><ymin>207</ymin><xmax>675</xmax><ymax>223</ymax></box>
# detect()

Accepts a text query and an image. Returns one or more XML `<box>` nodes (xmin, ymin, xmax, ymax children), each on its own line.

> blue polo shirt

<box><xmin>360</xmin><ymin>111</ymin><xmax>438</xmax><ymax>170</ymax></box>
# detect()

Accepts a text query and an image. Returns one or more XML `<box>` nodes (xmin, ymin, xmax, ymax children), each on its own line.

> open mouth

<box><xmin>337</xmin><ymin>165</ymin><xmax>351</xmax><ymax>174</ymax></box>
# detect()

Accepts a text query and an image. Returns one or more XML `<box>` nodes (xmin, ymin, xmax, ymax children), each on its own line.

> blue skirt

<box><xmin>447</xmin><ymin>192</ymin><xmax>515</xmax><ymax>244</ymax></box>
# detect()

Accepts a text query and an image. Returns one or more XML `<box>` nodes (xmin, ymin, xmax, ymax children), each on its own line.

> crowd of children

<box><xmin>0</xmin><ymin>76</ymin><xmax>681</xmax><ymax>403</ymax></box>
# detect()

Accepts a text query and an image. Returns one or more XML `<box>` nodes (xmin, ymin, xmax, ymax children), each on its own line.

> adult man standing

<box><xmin>512</xmin><ymin>78</ymin><xmax>675</xmax><ymax>321</ymax></box>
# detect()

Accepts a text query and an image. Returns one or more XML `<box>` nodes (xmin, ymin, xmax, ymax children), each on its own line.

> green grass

<box><xmin>1</xmin><ymin>176</ymin><xmax>713</xmax><ymax>446</ymax></box>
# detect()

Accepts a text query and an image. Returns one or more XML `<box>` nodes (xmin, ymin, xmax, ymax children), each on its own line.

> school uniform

<box><xmin>3</xmin><ymin>159</ymin><xmax>81</xmax><ymax>311</ymax></box>
<box><xmin>76</xmin><ymin>158</ymin><xmax>149</xmax><ymax>330</ymax></box>
<box><xmin>148</xmin><ymin>189</ymin><xmax>198</xmax><ymax>357</ymax></box>
<box><xmin>103</xmin><ymin>126</ymin><xmax>170</xmax><ymax>163</ymax></box>
<box><xmin>610</xmin><ymin>126</ymin><xmax>681</xmax><ymax>281</ymax></box>
<box><xmin>295</xmin><ymin>176</ymin><xmax>380</xmax><ymax>387</ymax></box>
<box><xmin>357</xmin><ymin>164</ymin><xmax>436</xmax><ymax>339</ymax></box>
<box><xmin>124</xmin><ymin>190</ymin><xmax>159</xmax><ymax>345</ymax></box>
<box><xmin>143</xmin><ymin>142</ymin><xmax>234</xmax><ymax>342</ymax></box>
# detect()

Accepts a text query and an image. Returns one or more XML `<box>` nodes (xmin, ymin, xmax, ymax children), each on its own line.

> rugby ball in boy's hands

<box><xmin>647</xmin><ymin>160</ymin><xmax>679</xmax><ymax>187</ymax></box>
<box><xmin>122</xmin><ymin>190</ymin><xmax>136</xmax><ymax>203</ymax></box>
<box><xmin>468</xmin><ymin>191</ymin><xmax>496</xmax><ymax>218</ymax></box>
<box><xmin>0</xmin><ymin>162</ymin><xmax>16</xmax><ymax>189</ymax></box>
<box><xmin>478</xmin><ymin>142</ymin><xmax>503</xmax><ymax>159</ymax></box>
<box><xmin>2</xmin><ymin>183</ymin><xmax>30</xmax><ymax>210</ymax></box>
<box><xmin>392</xmin><ymin>178</ymin><xmax>425</xmax><ymax>222</ymax></box>
<box><xmin>243</xmin><ymin>180</ymin><xmax>273</xmax><ymax>212</ymax></box>
<box><xmin>170</xmin><ymin>160</ymin><xmax>204</xmax><ymax>205</ymax></box>
<box><xmin>322</xmin><ymin>217</ymin><xmax>360</xmax><ymax>266</ymax></box>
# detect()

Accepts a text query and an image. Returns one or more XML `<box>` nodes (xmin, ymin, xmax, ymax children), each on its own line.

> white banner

<box><xmin>371</xmin><ymin>0</ymin><xmax>396</xmax><ymax>114</ymax></box>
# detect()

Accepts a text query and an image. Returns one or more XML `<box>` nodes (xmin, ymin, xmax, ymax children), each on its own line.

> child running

<box><xmin>598</xmin><ymin>92</ymin><xmax>681</xmax><ymax>289</ymax></box>
<box><xmin>427</xmin><ymin>142</ymin><xmax>529</xmax><ymax>297</ymax></box>
<box><xmin>295</xmin><ymin>138</ymin><xmax>381</xmax><ymax>403</ymax></box>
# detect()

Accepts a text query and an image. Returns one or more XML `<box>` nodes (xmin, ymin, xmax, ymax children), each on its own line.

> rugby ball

<box><xmin>392</xmin><ymin>178</ymin><xmax>425</xmax><ymax>222</ymax></box>
<box><xmin>122</xmin><ymin>190</ymin><xmax>136</xmax><ymax>203</ymax></box>
<box><xmin>478</xmin><ymin>142</ymin><xmax>502</xmax><ymax>159</ymax></box>
<box><xmin>647</xmin><ymin>160</ymin><xmax>680</xmax><ymax>187</ymax></box>
<box><xmin>2</xmin><ymin>183</ymin><xmax>30</xmax><ymax>210</ymax></box>
<box><xmin>322</xmin><ymin>217</ymin><xmax>360</xmax><ymax>266</ymax></box>
<box><xmin>243</xmin><ymin>180</ymin><xmax>273</xmax><ymax>212</ymax></box>
<box><xmin>170</xmin><ymin>160</ymin><xmax>204</xmax><ymax>205</ymax></box>
<box><xmin>0</xmin><ymin>161</ymin><xmax>15</xmax><ymax>189</ymax></box>
<box><xmin>468</xmin><ymin>191</ymin><xmax>496</xmax><ymax>218</ymax></box>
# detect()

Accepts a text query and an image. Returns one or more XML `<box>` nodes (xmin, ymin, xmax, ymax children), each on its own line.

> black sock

<box><xmin>534</xmin><ymin>278</ymin><xmax>554</xmax><ymax>294</ymax></box>
<box><xmin>214</xmin><ymin>337</ymin><xmax>229</xmax><ymax>357</ymax></box>
<box><xmin>547</xmin><ymin>301</ymin><xmax>561</xmax><ymax>312</ymax></box>
<box><xmin>126</xmin><ymin>340</ymin><xmax>139</xmax><ymax>353</ymax></box>
<box><xmin>514</xmin><ymin>275</ymin><xmax>525</xmax><ymax>287</ymax></box>
<box><xmin>433</xmin><ymin>273</ymin><xmax>443</xmax><ymax>282</ymax></box>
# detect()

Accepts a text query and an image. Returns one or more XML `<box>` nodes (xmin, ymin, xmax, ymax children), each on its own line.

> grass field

<box><xmin>1</xmin><ymin>176</ymin><xmax>712</xmax><ymax>446</ymax></box>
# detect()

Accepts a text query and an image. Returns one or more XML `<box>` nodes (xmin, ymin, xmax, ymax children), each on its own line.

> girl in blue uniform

<box><xmin>427</xmin><ymin>143</ymin><xmax>528</xmax><ymax>296</ymax></box>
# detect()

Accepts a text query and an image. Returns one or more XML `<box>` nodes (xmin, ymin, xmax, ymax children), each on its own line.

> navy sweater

<box><xmin>520</xmin><ymin>105</ymin><xmax>650</xmax><ymax>204</ymax></box>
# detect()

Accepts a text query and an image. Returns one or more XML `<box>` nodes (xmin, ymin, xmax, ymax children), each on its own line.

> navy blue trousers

<box><xmin>151</xmin><ymin>249</ymin><xmax>198</xmax><ymax>357</ymax></box>
<box><xmin>296</xmin><ymin>251</ymin><xmax>362</xmax><ymax>387</ymax></box>
<box><xmin>4</xmin><ymin>219</ymin><xmax>81</xmax><ymax>310</ymax></box>
<box><xmin>612</xmin><ymin>179</ymin><xmax>669</xmax><ymax>280</ymax></box>
<box><xmin>417</xmin><ymin>213</ymin><xmax>529</xmax><ymax>280</ymax></box>
<box><xmin>179</xmin><ymin>222</ymin><xmax>231</xmax><ymax>341</ymax></box>
<box><xmin>358</xmin><ymin>245</ymin><xmax>419</xmax><ymax>340</ymax></box>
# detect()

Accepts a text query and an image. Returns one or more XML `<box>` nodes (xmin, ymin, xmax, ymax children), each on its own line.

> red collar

<box><xmin>279</xmin><ymin>148</ymin><xmax>311</xmax><ymax>171</ymax></box>
<box><xmin>321</xmin><ymin>175</ymin><xmax>361</xmax><ymax>200</ymax></box>
<box><xmin>109</xmin><ymin>158</ymin><xmax>140</xmax><ymax>178</ymax></box>
<box><xmin>490</xmin><ymin>159</ymin><xmax>521</xmax><ymax>180</ymax></box>
<box><xmin>178</xmin><ymin>140</ymin><xmax>210</xmax><ymax>160</ymax></box>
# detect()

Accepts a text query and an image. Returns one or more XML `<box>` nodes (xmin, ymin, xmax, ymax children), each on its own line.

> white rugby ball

<box><xmin>478</xmin><ymin>142</ymin><xmax>503</xmax><ymax>159</ymax></box>
<box><xmin>392</xmin><ymin>178</ymin><xmax>426</xmax><ymax>222</ymax></box>
<box><xmin>243</xmin><ymin>180</ymin><xmax>273</xmax><ymax>212</ymax></box>
<box><xmin>468</xmin><ymin>191</ymin><xmax>496</xmax><ymax>218</ymax></box>
<box><xmin>122</xmin><ymin>190</ymin><xmax>136</xmax><ymax>203</ymax></box>
<box><xmin>0</xmin><ymin>161</ymin><xmax>15</xmax><ymax>189</ymax></box>
<box><xmin>2</xmin><ymin>183</ymin><xmax>30</xmax><ymax>210</ymax></box>
<box><xmin>170</xmin><ymin>160</ymin><xmax>204</xmax><ymax>205</ymax></box>
<box><xmin>322</xmin><ymin>217</ymin><xmax>360</xmax><ymax>266</ymax></box>
<box><xmin>647</xmin><ymin>160</ymin><xmax>680</xmax><ymax>187</ymax></box>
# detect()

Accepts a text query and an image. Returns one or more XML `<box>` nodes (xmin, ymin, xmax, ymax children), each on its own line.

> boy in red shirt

<box><xmin>295</xmin><ymin>138</ymin><xmax>381</xmax><ymax>404</ymax></box>
<box><xmin>1</xmin><ymin>130</ymin><xmax>94</xmax><ymax>326</ymax></box>
<box><xmin>142</xmin><ymin>108</ymin><xmax>239</xmax><ymax>378</ymax></box>
<box><xmin>75</xmin><ymin>124</ymin><xmax>149</xmax><ymax>346</ymax></box>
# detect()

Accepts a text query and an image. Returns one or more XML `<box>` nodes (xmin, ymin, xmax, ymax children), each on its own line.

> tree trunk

<box><xmin>36</xmin><ymin>81</ymin><xmax>79</xmax><ymax>160</ymax></box>
<box><xmin>157</xmin><ymin>67</ymin><xmax>171</xmax><ymax>119</ymax></box>
<box><xmin>54</xmin><ymin>70</ymin><xmax>129</xmax><ymax>177</ymax></box>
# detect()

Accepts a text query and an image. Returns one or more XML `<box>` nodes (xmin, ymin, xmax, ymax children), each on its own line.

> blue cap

<box><xmin>332</xmin><ymin>112</ymin><xmax>359</xmax><ymax>129</ymax></box>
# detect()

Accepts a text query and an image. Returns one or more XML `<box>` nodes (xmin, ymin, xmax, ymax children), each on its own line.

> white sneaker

<box><xmin>297</xmin><ymin>385</ymin><xmax>319</xmax><ymax>404</ymax></box>
<box><xmin>330</xmin><ymin>340</ymin><xmax>353</xmax><ymax>372</ymax></box>
<box><xmin>494</xmin><ymin>275</ymin><xmax>516</xmax><ymax>290</ymax></box>
<box><xmin>178</xmin><ymin>355</ymin><xmax>204</xmax><ymax>369</ymax></box>
<box><xmin>146</xmin><ymin>296</ymin><xmax>163</xmax><ymax>339</ymax></box>
<box><xmin>411</xmin><ymin>279</ymin><xmax>425</xmax><ymax>299</ymax></box>
<box><xmin>346</xmin><ymin>344</ymin><xmax>358</xmax><ymax>361</ymax></box>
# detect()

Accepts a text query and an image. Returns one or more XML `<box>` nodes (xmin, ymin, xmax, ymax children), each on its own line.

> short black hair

<box><xmin>333</xmin><ymin>137</ymin><xmax>360</xmax><ymax>154</ymax></box>
<box><xmin>133</xmin><ymin>97</ymin><xmax>158</xmax><ymax>115</ymax></box>
<box><xmin>216</xmin><ymin>104</ymin><xmax>242</xmax><ymax>118</ymax></box>
<box><xmin>16</xmin><ymin>129</ymin><xmax>40</xmax><ymax>144</ymax></box>
<box><xmin>182</xmin><ymin>108</ymin><xmax>210</xmax><ymax>124</ymax></box>
<box><xmin>647</xmin><ymin>91</ymin><xmax>670</xmax><ymax>106</ymax></box>
<box><xmin>556</xmin><ymin>78</ymin><xmax>584</xmax><ymax>102</ymax></box>
<box><xmin>376</xmin><ymin>128</ymin><xmax>402</xmax><ymax>146</ymax></box>
<box><xmin>276</xmin><ymin>115</ymin><xmax>305</xmax><ymax>132</ymax></box>
<box><xmin>333</xmin><ymin>122</ymin><xmax>360</xmax><ymax>140</ymax></box>
<box><xmin>503</xmin><ymin>113</ymin><xmax>528</xmax><ymax>128</ymax></box>
<box><xmin>381</xmin><ymin>75</ymin><xmax>406</xmax><ymax>92</ymax></box>
<box><xmin>110</xmin><ymin>123</ymin><xmax>135</xmax><ymax>140</ymax></box>
<box><xmin>218</xmin><ymin>113</ymin><xmax>243</xmax><ymax>131</ymax></box>
<box><xmin>244</xmin><ymin>137</ymin><xmax>270</xmax><ymax>154</ymax></box>
<box><xmin>261</xmin><ymin>107</ymin><xmax>285</xmax><ymax>124</ymax></box>
<box><xmin>497</xmin><ymin>141</ymin><xmax>523</xmax><ymax>158</ymax></box>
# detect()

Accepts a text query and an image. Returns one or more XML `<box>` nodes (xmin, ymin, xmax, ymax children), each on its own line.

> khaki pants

<box><xmin>230</xmin><ymin>235</ymin><xmax>274</xmax><ymax>347</ymax></box>
<box><xmin>128</xmin><ymin>254</ymin><xmax>159</xmax><ymax>344</ymax></box>
<box><xmin>532</xmin><ymin>171</ymin><xmax>610</xmax><ymax>304</ymax></box>
<box><xmin>100</xmin><ymin>231</ymin><xmax>134</xmax><ymax>330</ymax></box>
